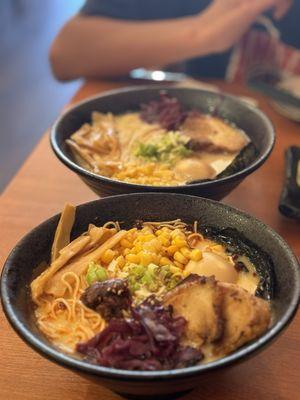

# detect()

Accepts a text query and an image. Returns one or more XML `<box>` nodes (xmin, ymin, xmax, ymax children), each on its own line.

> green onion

<box><xmin>120</xmin><ymin>261</ymin><xmax>184</xmax><ymax>296</ymax></box>
<box><xmin>86</xmin><ymin>270</ymin><xmax>98</xmax><ymax>286</ymax></box>
<box><xmin>135</xmin><ymin>131</ymin><xmax>192</xmax><ymax>163</ymax></box>
<box><xmin>95</xmin><ymin>266</ymin><xmax>108</xmax><ymax>281</ymax></box>
<box><xmin>135</xmin><ymin>143</ymin><xmax>159</xmax><ymax>159</ymax></box>
<box><xmin>86</xmin><ymin>262</ymin><xmax>108</xmax><ymax>285</ymax></box>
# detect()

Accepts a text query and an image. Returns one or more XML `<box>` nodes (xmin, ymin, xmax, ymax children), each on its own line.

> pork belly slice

<box><xmin>215</xmin><ymin>282</ymin><xmax>271</xmax><ymax>356</ymax></box>
<box><xmin>182</xmin><ymin>115</ymin><xmax>248</xmax><ymax>153</ymax></box>
<box><xmin>164</xmin><ymin>275</ymin><xmax>224</xmax><ymax>348</ymax></box>
<box><xmin>163</xmin><ymin>275</ymin><xmax>271</xmax><ymax>357</ymax></box>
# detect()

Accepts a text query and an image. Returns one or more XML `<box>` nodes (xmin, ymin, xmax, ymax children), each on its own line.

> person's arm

<box><xmin>50</xmin><ymin>0</ymin><xmax>292</xmax><ymax>81</ymax></box>
<box><xmin>50</xmin><ymin>12</ymin><xmax>223</xmax><ymax>81</ymax></box>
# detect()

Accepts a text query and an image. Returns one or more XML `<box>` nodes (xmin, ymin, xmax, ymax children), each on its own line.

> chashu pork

<box><xmin>182</xmin><ymin>115</ymin><xmax>248</xmax><ymax>153</ymax></box>
<box><xmin>164</xmin><ymin>275</ymin><xmax>224</xmax><ymax>348</ymax></box>
<box><xmin>164</xmin><ymin>275</ymin><xmax>270</xmax><ymax>357</ymax></box>
<box><xmin>215</xmin><ymin>282</ymin><xmax>270</xmax><ymax>356</ymax></box>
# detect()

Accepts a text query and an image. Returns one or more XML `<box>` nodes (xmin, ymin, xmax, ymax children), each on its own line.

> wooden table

<box><xmin>0</xmin><ymin>81</ymin><xmax>299</xmax><ymax>400</ymax></box>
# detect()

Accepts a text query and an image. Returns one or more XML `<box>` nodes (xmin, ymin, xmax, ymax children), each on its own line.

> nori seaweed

<box><xmin>217</xmin><ymin>142</ymin><xmax>259</xmax><ymax>179</ymax></box>
<box><xmin>199</xmin><ymin>226</ymin><xmax>274</xmax><ymax>300</ymax></box>
<box><xmin>187</xmin><ymin>142</ymin><xmax>258</xmax><ymax>185</ymax></box>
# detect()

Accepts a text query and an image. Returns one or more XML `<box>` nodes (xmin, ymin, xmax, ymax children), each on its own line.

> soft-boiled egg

<box><xmin>185</xmin><ymin>252</ymin><xmax>238</xmax><ymax>284</ymax></box>
<box><xmin>174</xmin><ymin>158</ymin><xmax>215</xmax><ymax>182</ymax></box>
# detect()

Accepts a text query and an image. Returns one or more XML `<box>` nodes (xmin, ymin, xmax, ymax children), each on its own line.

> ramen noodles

<box><xmin>31</xmin><ymin>204</ymin><xmax>271</xmax><ymax>370</ymax></box>
<box><xmin>66</xmin><ymin>94</ymin><xmax>250</xmax><ymax>186</ymax></box>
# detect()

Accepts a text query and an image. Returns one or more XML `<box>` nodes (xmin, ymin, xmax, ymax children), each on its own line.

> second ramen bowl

<box><xmin>1</xmin><ymin>194</ymin><xmax>299</xmax><ymax>398</ymax></box>
<box><xmin>51</xmin><ymin>86</ymin><xmax>275</xmax><ymax>200</ymax></box>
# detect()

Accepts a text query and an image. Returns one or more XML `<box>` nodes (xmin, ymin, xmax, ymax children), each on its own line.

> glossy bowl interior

<box><xmin>51</xmin><ymin>86</ymin><xmax>275</xmax><ymax>200</ymax></box>
<box><xmin>1</xmin><ymin>194</ymin><xmax>299</xmax><ymax>398</ymax></box>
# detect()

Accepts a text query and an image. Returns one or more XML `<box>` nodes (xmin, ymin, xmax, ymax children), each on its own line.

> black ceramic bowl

<box><xmin>50</xmin><ymin>86</ymin><xmax>275</xmax><ymax>200</ymax></box>
<box><xmin>1</xmin><ymin>194</ymin><xmax>299</xmax><ymax>399</ymax></box>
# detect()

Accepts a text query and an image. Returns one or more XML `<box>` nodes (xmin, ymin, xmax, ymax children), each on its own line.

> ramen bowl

<box><xmin>1</xmin><ymin>194</ymin><xmax>299</xmax><ymax>398</ymax></box>
<box><xmin>50</xmin><ymin>86</ymin><xmax>275</xmax><ymax>200</ymax></box>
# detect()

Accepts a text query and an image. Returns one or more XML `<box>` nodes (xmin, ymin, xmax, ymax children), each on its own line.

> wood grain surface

<box><xmin>0</xmin><ymin>80</ymin><xmax>299</xmax><ymax>400</ymax></box>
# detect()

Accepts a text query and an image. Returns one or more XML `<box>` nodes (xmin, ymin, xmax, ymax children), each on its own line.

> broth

<box><xmin>67</xmin><ymin>95</ymin><xmax>250</xmax><ymax>186</ymax></box>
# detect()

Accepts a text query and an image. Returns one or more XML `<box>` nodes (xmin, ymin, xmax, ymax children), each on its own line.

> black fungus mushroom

<box><xmin>81</xmin><ymin>278</ymin><xmax>132</xmax><ymax>321</ymax></box>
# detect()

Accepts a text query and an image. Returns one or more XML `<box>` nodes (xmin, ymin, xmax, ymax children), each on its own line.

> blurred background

<box><xmin>0</xmin><ymin>0</ymin><xmax>83</xmax><ymax>191</ymax></box>
<box><xmin>1</xmin><ymin>0</ymin><xmax>299</xmax><ymax>193</ymax></box>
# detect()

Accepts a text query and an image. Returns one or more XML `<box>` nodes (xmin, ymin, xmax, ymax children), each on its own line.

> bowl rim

<box><xmin>50</xmin><ymin>85</ymin><xmax>276</xmax><ymax>190</ymax></box>
<box><xmin>1</xmin><ymin>193</ymin><xmax>299</xmax><ymax>381</ymax></box>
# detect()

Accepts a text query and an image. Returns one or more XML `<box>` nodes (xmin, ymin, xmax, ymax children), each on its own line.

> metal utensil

<box><xmin>130</xmin><ymin>69</ymin><xmax>258</xmax><ymax>107</ymax></box>
<box><xmin>130</xmin><ymin>68</ymin><xmax>188</xmax><ymax>82</ymax></box>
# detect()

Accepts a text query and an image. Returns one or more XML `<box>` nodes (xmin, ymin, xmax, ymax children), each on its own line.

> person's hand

<box><xmin>273</xmin><ymin>0</ymin><xmax>293</xmax><ymax>19</ymax></box>
<box><xmin>200</xmin><ymin>0</ymin><xmax>293</xmax><ymax>53</ymax></box>
<box><xmin>208</xmin><ymin>0</ymin><xmax>293</xmax><ymax>18</ymax></box>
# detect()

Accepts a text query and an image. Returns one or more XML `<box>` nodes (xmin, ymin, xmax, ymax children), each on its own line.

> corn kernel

<box><xmin>138</xmin><ymin>234</ymin><xmax>154</xmax><ymax>243</ymax></box>
<box><xmin>101</xmin><ymin>249</ymin><xmax>115</xmax><ymax>264</ymax></box>
<box><xmin>145</xmin><ymin>234</ymin><xmax>156</xmax><ymax>241</ymax></box>
<box><xmin>155</xmin><ymin>229</ymin><xmax>163</xmax><ymax>236</ymax></box>
<box><xmin>116</xmin><ymin>255</ymin><xmax>125</xmax><ymax>268</ymax></box>
<box><xmin>174</xmin><ymin>251</ymin><xmax>188</xmax><ymax>265</ymax></box>
<box><xmin>123</xmin><ymin>248</ymin><xmax>131</xmax><ymax>256</ymax></box>
<box><xmin>190</xmin><ymin>249</ymin><xmax>202</xmax><ymax>262</ymax></box>
<box><xmin>141</xmin><ymin>227</ymin><xmax>153</xmax><ymax>234</ymax></box>
<box><xmin>180</xmin><ymin>246</ymin><xmax>191</xmax><ymax>259</ymax></box>
<box><xmin>157</xmin><ymin>235</ymin><xmax>170</xmax><ymax>247</ymax></box>
<box><xmin>167</xmin><ymin>245</ymin><xmax>177</xmax><ymax>256</ymax></box>
<box><xmin>139</xmin><ymin>252</ymin><xmax>153</xmax><ymax>266</ymax></box>
<box><xmin>170</xmin><ymin>265</ymin><xmax>182</xmax><ymax>275</ymax></box>
<box><xmin>160</xmin><ymin>257</ymin><xmax>172</xmax><ymax>266</ymax></box>
<box><xmin>125</xmin><ymin>253</ymin><xmax>140</xmax><ymax>264</ymax></box>
<box><xmin>151</xmin><ymin>253</ymin><xmax>160</xmax><ymax>265</ymax></box>
<box><xmin>120</xmin><ymin>238</ymin><xmax>133</xmax><ymax>248</ymax></box>
<box><xmin>143</xmin><ymin>164</ymin><xmax>153</xmax><ymax>174</ymax></box>
<box><xmin>172</xmin><ymin>237</ymin><xmax>187</xmax><ymax>248</ymax></box>
<box><xmin>142</xmin><ymin>243</ymin><xmax>155</xmax><ymax>253</ymax></box>
<box><xmin>174</xmin><ymin>260</ymin><xmax>184</xmax><ymax>269</ymax></box>
<box><xmin>126</xmin><ymin>231</ymin><xmax>137</xmax><ymax>242</ymax></box>
<box><xmin>135</xmin><ymin>242</ymin><xmax>143</xmax><ymax>251</ymax></box>
<box><xmin>143</xmin><ymin>239</ymin><xmax>162</xmax><ymax>252</ymax></box>
<box><xmin>130</xmin><ymin>246</ymin><xmax>138</xmax><ymax>254</ymax></box>
<box><xmin>171</xmin><ymin>229</ymin><xmax>184</xmax><ymax>238</ymax></box>
<box><xmin>163</xmin><ymin>231</ymin><xmax>172</xmax><ymax>239</ymax></box>
<box><xmin>131</xmin><ymin>244</ymin><xmax>142</xmax><ymax>254</ymax></box>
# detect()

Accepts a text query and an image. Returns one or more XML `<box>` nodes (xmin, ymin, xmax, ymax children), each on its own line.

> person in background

<box><xmin>49</xmin><ymin>0</ymin><xmax>297</xmax><ymax>81</ymax></box>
